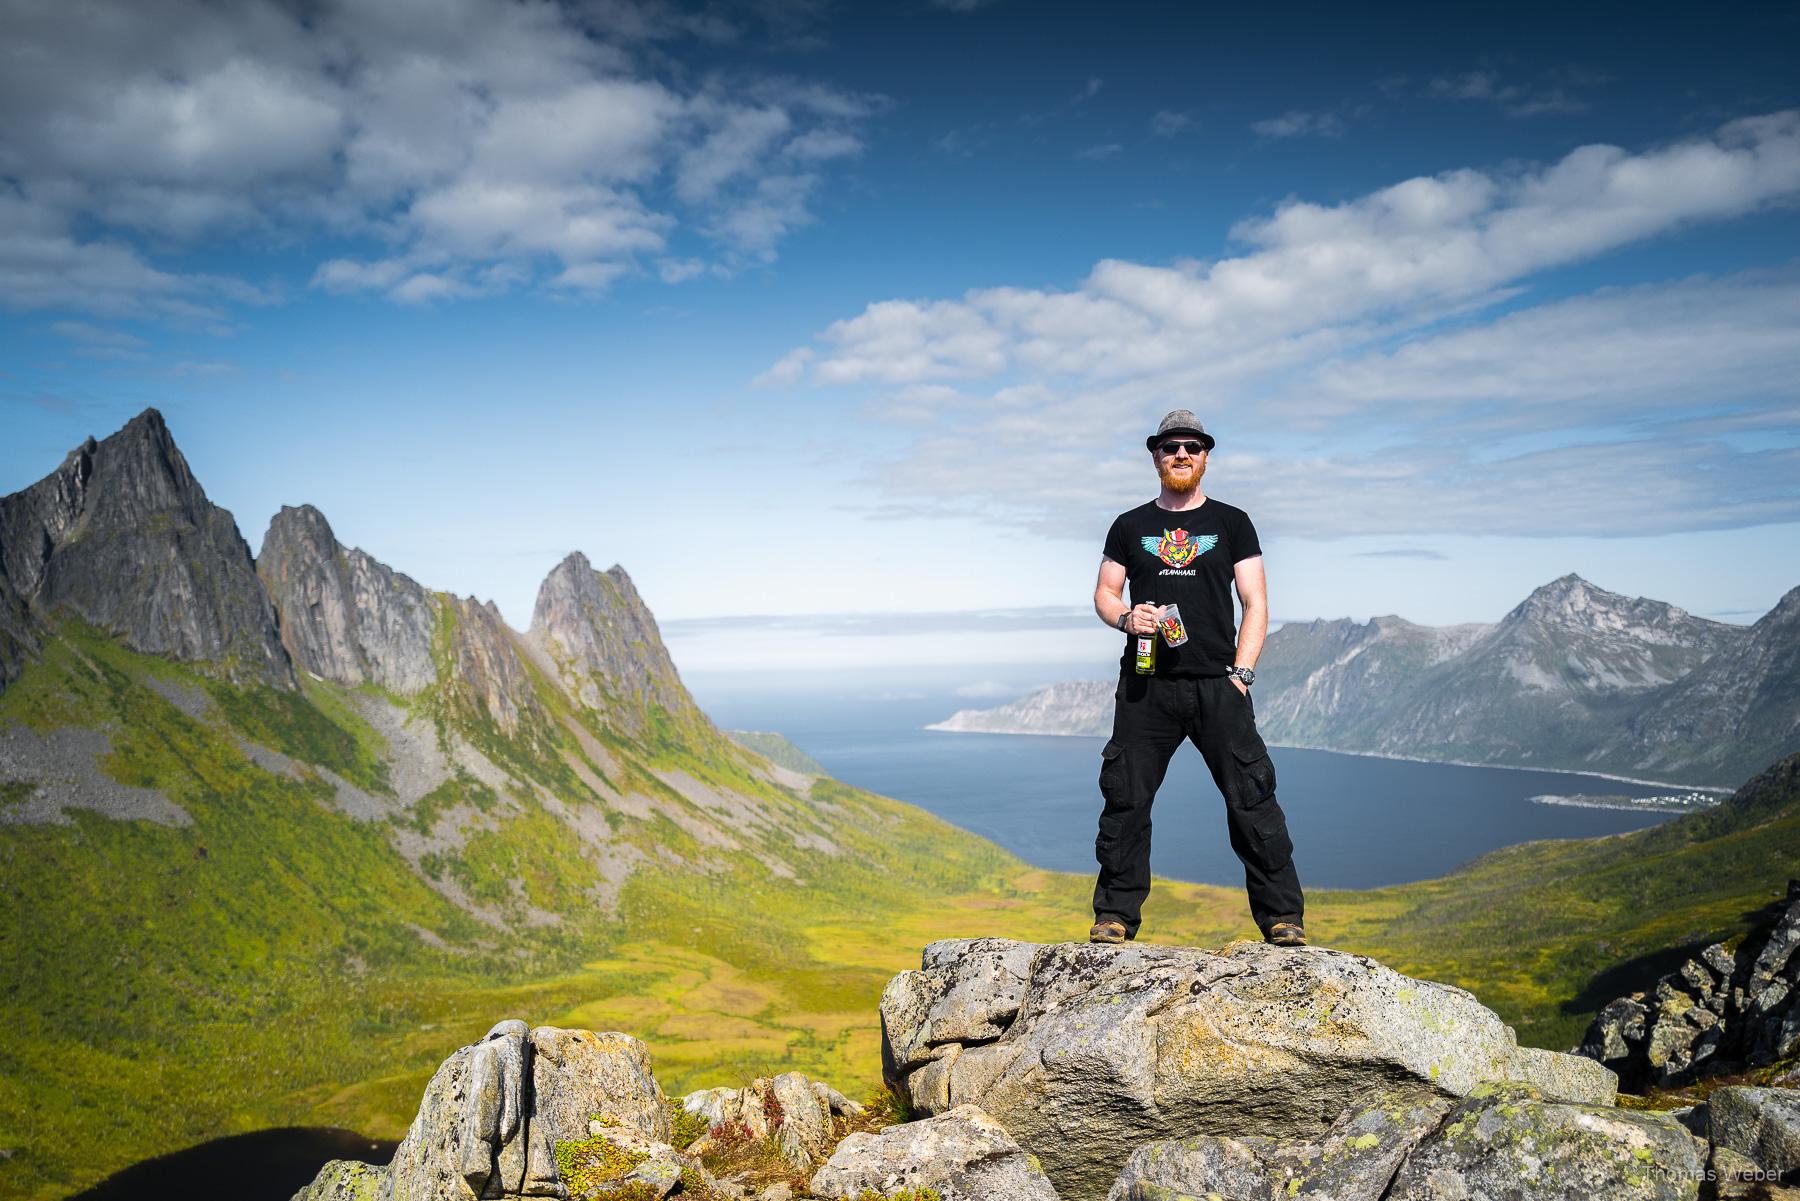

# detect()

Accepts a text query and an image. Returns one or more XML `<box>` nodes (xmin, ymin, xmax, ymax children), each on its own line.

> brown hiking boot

<box><xmin>1088</xmin><ymin>918</ymin><xmax>1128</xmax><ymax>944</ymax></box>
<box><xmin>1265</xmin><ymin>922</ymin><xmax>1307</xmax><ymax>947</ymax></box>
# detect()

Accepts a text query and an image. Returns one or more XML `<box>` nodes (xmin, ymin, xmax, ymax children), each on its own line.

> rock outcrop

<box><xmin>881</xmin><ymin>938</ymin><xmax>1616</xmax><ymax>1200</ymax></box>
<box><xmin>1578</xmin><ymin>880</ymin><xmax>1800</xmax><ymax>1090</ymax></box>
<box><xmin>1107</xmin><ymin>1089</ymin><xmax>1455</xmax><ymax>1201</ymax></box>
<box><xmin>0</xmin><ymin>407</ymin><xmax>292</xmax><ymax>692</ymax></box>
<box><xmin>1705</xmin><ymin>1086</ymin><xmax>1800</xmax><ymax>1184</ymax></box>
<box><xmin>529</xmin><ymin>552</ymin><xmax>692</xmax><ymax>735</ymax></box>
<box><xmin>257</xmin><ymin>504</ymin><xmax>439</xmax><ymax>695</ymax></box>
<box><xmin>683</xmin><ymin>1073</ymin><xmax>863</xmax><ymax>1173</ymax></box>
<box><xmin>1384</xmin><ymin>1083</ymin><xmax>1703</xmax><ymax>1201</ymax></box>
<box><xmin>809</xmin><ymin>1104</ymin><xmax>1058</xmax><ymax>1201</ymax></box>
<box><xmin>296</xmin><ymin>1018</ymin><xmax>693</xmax><ymax>1201</ymax></box>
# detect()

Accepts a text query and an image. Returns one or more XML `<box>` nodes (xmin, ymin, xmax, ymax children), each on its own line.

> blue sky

<box><xmin>2</xmin><ymin>0</ymin><xmax>1798</xmax><ymax>673</ymax></box>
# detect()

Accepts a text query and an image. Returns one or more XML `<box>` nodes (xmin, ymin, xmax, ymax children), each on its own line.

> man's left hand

<box><xmin>1230</xmin><ymin>676</ymin><xmax>1249</xmax><ymax>697</ymax></box>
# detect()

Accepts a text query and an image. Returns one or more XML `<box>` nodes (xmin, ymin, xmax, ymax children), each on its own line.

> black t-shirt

<box><xmin>1103</xmin><ymin>498</ymin><xmax>1261</xmax><ymax>677</ymax></box>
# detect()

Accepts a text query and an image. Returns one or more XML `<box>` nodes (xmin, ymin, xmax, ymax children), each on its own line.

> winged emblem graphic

<box><xmin>1141</xmin><ymin>528</ymin><xmax>1216</xmax><ymax>568</ymax></box>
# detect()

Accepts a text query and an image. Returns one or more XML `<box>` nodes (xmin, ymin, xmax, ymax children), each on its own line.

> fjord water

<box><xmin>689</xmin><ymin>664</ymin><xmax>1677</xmax><ymax>890</ymax></box>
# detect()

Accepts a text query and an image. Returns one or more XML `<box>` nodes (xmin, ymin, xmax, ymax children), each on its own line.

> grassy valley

<box><xmin>1</xmin><ymin>615</ymin><xmax>1796</xmax><ymax>1199</ymax></box>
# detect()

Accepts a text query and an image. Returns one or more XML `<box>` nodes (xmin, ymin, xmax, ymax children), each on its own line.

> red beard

<box><xmin>1158</xmin><ymin>458</ymin><xmax>1204</xmax><ymax>494</ymax></box>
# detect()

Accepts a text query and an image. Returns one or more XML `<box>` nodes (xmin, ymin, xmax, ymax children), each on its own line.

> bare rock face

<box><xmin>296</xmin><ymin>1018</ymin><xmax>675</xmax><ymax>1201</ymax></box>
<box><xmin>1106</xmin><ymin>1089</ymin><xmax>1454</xmax><ymax>1201</ymax></box>
<box><xmin>257</xmin><ymin>504</ymin><xmax>438</xmax><ymax>695</ymax></box>
<box><xmin>1707</xmin><ymin>1086</ymin><xmax>1800</xmax><ymax>1183</ymax></box>
<box><xmin>808</xmin><ymin>1103</ymin><xmax>1059</xmax><ymax>1201</ymax></box>
<box><xmin>439</xmin><ymin>595</ymin><xmax>546</xmax><ymax>737</ymax></box>
<box><xmin>881</xmin><ymin>938</ymin><xmax>1616</xmax><ymax>1201</ymax></box>
<box><xmin>1384</xmin><ymin>1084</ymin><xmax>1704</xmax><ymax>1201</ymax></box>
<box><xmin>1578</xmin><ymin>880</ymin><xmax>1800</xmax><ymax>1089</ymax></box>
<box><xmin>0</xmin><ymin>407</ymin><xmax>292</xmax><ymax>692</ymax></box>
<box><xmin>528</xmin><ymin>552</ymin><xmax>692</xmax><ymax>734</ymax></box>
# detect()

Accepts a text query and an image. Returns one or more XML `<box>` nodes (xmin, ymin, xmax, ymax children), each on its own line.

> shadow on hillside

<box><xmin>1560</xmin><ymin>891</ymin><xmax>1793</xmax><ymax>1019</ymax></box>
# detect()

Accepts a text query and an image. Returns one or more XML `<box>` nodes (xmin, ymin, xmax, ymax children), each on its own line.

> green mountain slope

<box><xmin>3</xmin><ymin>411</ymin><xmax>1795</xmax><ymax>1201</ymax></box>
<box><xmin>0</xmin><ymin>620</ymin><xmax>1038</xmax><ymax>1200</ymax></box>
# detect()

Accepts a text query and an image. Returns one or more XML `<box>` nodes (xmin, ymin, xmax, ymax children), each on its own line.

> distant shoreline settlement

<box><xmin>1528</xmin><ymin>791</ymin><xmax>1722</xmax><ymax>814</ymax></box>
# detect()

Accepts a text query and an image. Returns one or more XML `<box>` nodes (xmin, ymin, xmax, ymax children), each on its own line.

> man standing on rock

<box><xmin>1088</xmin><ymin>410</ymin><xmax>1306</xmax><ymax>947</ymax></box>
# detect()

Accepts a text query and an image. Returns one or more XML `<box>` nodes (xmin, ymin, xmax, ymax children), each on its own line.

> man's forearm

<box><xmin>1235</xmin><ymin>603</ymin><xmax>1268</xmax><ymax>668</ymax></box>
<box><xmin>1095</xmin><ymin>593</ymin><xmax>1130</xmax><ymax>628</ymax></box>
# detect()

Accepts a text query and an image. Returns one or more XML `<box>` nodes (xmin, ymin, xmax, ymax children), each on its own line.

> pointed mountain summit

<box><xmin>257</xmin><ymin>504</ymin><xmax>438</xmax><ymax>694</ymax></box>
<box><xmin>1473</xmin><ymin>572</ymin><xmax>1740</xmax><ymax>695</ymax></box>
<box><xmin>0</xmin><ymin>408</ymin><xmax>291</xmax><ymax>692</ymax></box>
<box><xmin>528</xmin><ymin>551</ymin><xmax>693</xmax><ymax>732</ymax></box>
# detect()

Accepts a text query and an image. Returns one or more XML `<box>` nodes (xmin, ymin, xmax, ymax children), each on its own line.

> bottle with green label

<box><xmin>1133</xmin><ymin>631</ymin><xmax>1157</xmax><ymax>675</ymax></box>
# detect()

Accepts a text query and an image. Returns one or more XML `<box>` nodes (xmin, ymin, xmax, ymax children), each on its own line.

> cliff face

<box><xmin>256</xmin><ymin>503</ymin><xmax>439</xmax><ymax>695</ymax></box>
<box><xmin>1606</xmin><ymin>585</ymin><xmax>1800</xmax><ymax>781</ymax></box>
<box><xmin>529</xmin><ymin>551</ymin><xmax>694</xmax><ymax>734</ymax></box>
<box><xmin>0</xmin><ymin>408</ymin><xmax>292</xmax><ymax>691</ymax></box>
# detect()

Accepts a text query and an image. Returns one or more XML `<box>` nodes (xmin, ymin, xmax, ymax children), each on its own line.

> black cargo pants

<box><xmin>1093</xmin><ymin>673</ymin><xmax>1304</xmax><ymax>937</ymax></box>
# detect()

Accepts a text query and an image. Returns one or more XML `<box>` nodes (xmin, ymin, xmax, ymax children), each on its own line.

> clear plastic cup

<box><xmin>1158</xmin><ymin>603</ymin><xmax>1189</xmax><ymax>647</ymax></box>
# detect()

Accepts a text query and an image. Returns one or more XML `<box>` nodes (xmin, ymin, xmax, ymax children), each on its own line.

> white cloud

<box><xmin>50</xmin><ymin>321</ymin><xmax>148</xmax><ymax>350</ymax></box>
<box><xmin>1250</xmin><ymin>110</ymin><xmax>1348</xmax><ymax>139</ymax></box>
<box><xmin>766</xmin><ymin>114</ymin><xmax>1800</xmax><ymax>540</ymax></box>
<box><xmin>1427</xmin><ymin>70</ymin><xmax>1590</xmax><ymax>117</ymax></box>
<box><xmin>1150</xmin><ymin>110</ymin><xmax>1193</xmax><ymax>138</ymax></box>
<box><xmin>0</xmin><ymin>0</ymin><xmax>878</xmax><ymax>315</ymax></box>
<box><xmin>1076</xmin><ymin>143</ymin><xmax>1124</xmax><ymax>161</ymax></box>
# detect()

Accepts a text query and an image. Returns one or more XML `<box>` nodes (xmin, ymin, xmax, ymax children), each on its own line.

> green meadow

<box><xmin>0</xmin><ymin>624</ymin><xmax>1794</xmax><ymax>1200</ymax></box>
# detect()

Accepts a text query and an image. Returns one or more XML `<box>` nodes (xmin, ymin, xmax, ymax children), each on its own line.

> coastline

<box><xmin>922</xmin><ymin>724</ymin><xmax>1733</xmax><ymax>794</ymax></box>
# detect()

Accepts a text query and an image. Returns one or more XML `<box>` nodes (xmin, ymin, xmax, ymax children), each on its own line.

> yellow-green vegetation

<box><xmin>1</xmin><ymin>616</ymin><xmax>1795</xmax><ymax>1200</ymax></box>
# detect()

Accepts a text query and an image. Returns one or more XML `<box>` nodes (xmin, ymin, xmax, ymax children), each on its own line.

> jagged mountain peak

<box><xmin>258</xmin><ymin>503</ymin><xmax>439</xmax><ymax>695</ymax></box>
<box><xmin>529</xmin><ymin>552</ymin><xmax>688</xmax><ymax>726</ymax></box>
<box><xmin>1757</xmin><ymin>584</ymin><xmax>1800</xmax><ymax>628</ymax></box>
<box><xmin>0</xmin><ymin>409</ymin><xmax>292</xmax><ymax>692</ymax></box>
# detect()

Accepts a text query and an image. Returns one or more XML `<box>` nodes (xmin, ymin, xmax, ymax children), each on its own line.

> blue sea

<box><xmin>687</xmin><ymin>663</ymin><xmax>1682</xmax><ymax>890</ymax></box>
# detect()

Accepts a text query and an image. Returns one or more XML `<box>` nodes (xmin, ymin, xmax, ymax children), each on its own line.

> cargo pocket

<box><xmin>1250</xmin><ymin>804</ymin><xmax>1294</xmax><ymax>873</ymax></box>
<box><xmin>1231</xmin><ymin>733</ymin><xmax>1277</xmax><ymax>802</ymax></box>
<box><xmin>1098</xmin><ymin>739</ymin><xmax>1125</xmax><ymax>797</ymax></box>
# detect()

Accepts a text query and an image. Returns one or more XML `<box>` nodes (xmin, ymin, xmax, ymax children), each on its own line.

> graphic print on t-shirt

<box><xmin>1140</xmin><ymin>528</ymin><xmax>1217</xmax><ymax>569</ymax></box>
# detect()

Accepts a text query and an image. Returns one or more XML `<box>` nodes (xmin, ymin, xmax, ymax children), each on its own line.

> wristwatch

<box><xmin>1227</xmin><ymin>666</ymin><xmax>1255</xmax><ymax>687</ymax></box>
<box><xmin>1115</xmin><ymin>611</ymin><xmax>1131</xmax><ymax>633</ymax></box>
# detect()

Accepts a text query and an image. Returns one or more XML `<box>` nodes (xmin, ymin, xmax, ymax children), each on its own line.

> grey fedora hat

<box><xmin>1146</xmin><ymin>409</ymin><xmax>1215</xmax><ymax>451</ymax></box>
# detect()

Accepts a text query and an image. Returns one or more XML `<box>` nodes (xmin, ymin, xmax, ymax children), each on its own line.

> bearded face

<box><xmin>1156</xmin><ymin>451</ymin><xmax>1205</xmax><ymax>494</ymax></box>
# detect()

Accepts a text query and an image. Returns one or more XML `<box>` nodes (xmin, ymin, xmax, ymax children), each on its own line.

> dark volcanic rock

<box><xmin>257</xmin><ymin>504</ymin><xmax>438</xmax><ymax>694</ymax></box>
<box><xmin>0</xmin><ymin>408</ymin><xmax>291</xmax><ymax>692</ymax></box>
<box><xmin>528</xmin><ymin>551</ymin><xmax>694</xmax><ymax>733</ymax></box>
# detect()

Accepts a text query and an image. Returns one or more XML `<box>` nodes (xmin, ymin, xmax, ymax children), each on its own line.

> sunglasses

<box><xmin>1158</xmin><ymin>440</ymin><xmax>1207</xmax><ymax>455</ymax></box>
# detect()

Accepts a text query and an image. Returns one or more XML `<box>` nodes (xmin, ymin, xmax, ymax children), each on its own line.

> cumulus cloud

<box><xmin>765</xmin><ymin>114</ymin><xmax>1800</xmax><ymax>540</ymax></box>
<box><xmin>0</xmin><ymin>0</ymin><xmax>877</xmax><ymax>314</ymax></box>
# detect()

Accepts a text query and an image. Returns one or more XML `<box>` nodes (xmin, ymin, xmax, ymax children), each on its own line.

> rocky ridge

<box><xmin>257</xmin><ymin>503</ymin><xmax>439</xmax><ymax>695</ymax></box>
<box><xmin>928</xmin><ymin>574</ymin><xmax>1797</xmax><ymax>787</ymax></box>
<box><xmin>928</xmin><ymin>680</ymin><xmax>1114</xmax><ymax>737</ymax></box>
<box><xmin>0</xmin><ymin>408</ymin><xmax>293</xmax><ymax>692</ymax></box>
<box><xmin>297</xmin><ymin>939</ymin><xmax>1800</xmax><ymax>1201</ymax></box>
<box><xmin>0</xmin><ymin>409</ymin><xmax>828</xmax><ymax>933</ymax></box>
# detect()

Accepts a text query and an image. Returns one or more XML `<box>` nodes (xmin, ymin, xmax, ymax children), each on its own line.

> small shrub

<box><xmin>667</xmin><ymin>1101</ymin><xmax>707</xmax><ymax>1150</ymax></box>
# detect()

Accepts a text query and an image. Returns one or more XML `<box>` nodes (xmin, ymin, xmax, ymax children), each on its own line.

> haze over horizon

<box><xmin>3</xmin><ymin>1</ymin><xmax>1797</xmax><ymax>670</ymax></box>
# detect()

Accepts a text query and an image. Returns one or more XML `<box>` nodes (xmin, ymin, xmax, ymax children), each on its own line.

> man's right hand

<box><xmin>1127</xmin><ymin>603</ymin><xmax>1164</xmax><ymax>635</ymax></box>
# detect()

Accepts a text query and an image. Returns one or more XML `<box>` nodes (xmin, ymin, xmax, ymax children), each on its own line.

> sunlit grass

<box><xmin>0</xmin><ymin>620</ymin><xmax>1793</xmax><ymax>1200</ymax></box>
